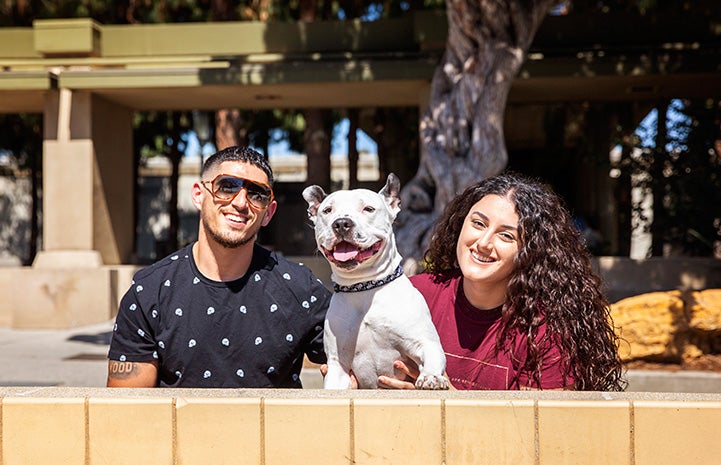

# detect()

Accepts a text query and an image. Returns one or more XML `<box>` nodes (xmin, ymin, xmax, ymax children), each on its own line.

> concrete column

<box><xmin>35</xmin><ymin>89</ymin><xmax>133</xmax><ymax>266</ymax></box>
<box><xmin>9</xmin><ymin>89</ymin><xmax>135</xmax><ymax>328</ymax></box>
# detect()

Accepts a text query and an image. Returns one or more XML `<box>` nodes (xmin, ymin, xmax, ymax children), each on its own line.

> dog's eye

<box><xmin>363</xmin><ymin>206</ymin><xmax>376</xmax><ymax>213</ymax></box>
<box><xmin>322</xmin><ymin>206</ymin><xmax>333</xmax><ymax>215</ymax></box>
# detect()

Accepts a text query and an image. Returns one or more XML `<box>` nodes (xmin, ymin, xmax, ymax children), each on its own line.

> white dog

<box><xmin>303</xmin><ymin>173</ymin><xmax>448</xmax><ymax>390</ymax></box>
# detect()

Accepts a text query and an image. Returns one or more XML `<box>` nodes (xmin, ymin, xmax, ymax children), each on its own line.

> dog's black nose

<box><xmin>332</xmin><ymin>217</ymin><xmax>354</xmax><ymax>235</ymax></box>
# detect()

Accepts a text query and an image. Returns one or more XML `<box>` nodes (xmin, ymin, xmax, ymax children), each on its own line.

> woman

<box><xmin>381</xmin><ymin>172</ymin><xmax>625</xmax><ymax>391</ymax></box>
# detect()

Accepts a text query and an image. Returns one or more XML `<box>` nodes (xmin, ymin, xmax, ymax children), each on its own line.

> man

<box><xmin>107</xmin><ymin>146</ymin><xmax>330</xmax><ymax>387</ymax></box>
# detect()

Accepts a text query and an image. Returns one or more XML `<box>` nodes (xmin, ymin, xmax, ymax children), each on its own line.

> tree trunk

<box><xmin>167</xmin><ymin>112</ymin><xmax>183</xmax><ymax>253</ymax></box>
<box><xmin>651</xmin><ymin>100</ymin><xmax>669</xmax><ymax>256</ymax></box>
<box><xmin>215</xmin><ymin>109</ymin><xmax>248</xmax><ymax>150</ymax></box>
<box><xmin>304</xmin><ymin>108</ymin><xmax>332</xmax><ymax>192</ymax></box>
<box><xmin>372</xmin><ymin>107</ymin><xmax>419</xmax><ymax>188</ymax></box>
<box><xmin>395</xmin><ymin>0</ymin><xmax>555</xmax><ymax>263</ymax></box>
<box><xmin>209</xmin><ymin>0</ymin><xmax>247</xmax><ymax>153</ymax></box>
<box><xmin>347</xmin><ymin>108</ymin><xmax>359</xmax><ymax>189</ymax></box>
<box><xmin>298</xmin><ymin>0</ymin><xmax>332</xmax><ymax>192</ymax></box>
<box><xmin>24</xmin><ymin>147</ymin><xmax>40</xmax><ymax>265</ymax></box>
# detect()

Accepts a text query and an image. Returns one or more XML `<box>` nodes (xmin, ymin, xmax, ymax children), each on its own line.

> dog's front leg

<box><xmin>415</xmin><ymin>344</ymin><xmax>449</xmax><ymax>390</ymax></box>
<box><xmin>322</xmin><ymin>320</ymin><xmax>354</xmax><ymax>389</ymax></box>
<box><xmin>323</xmin><ymin>360</ymin><xmax>353</xmax><ymax>389</ymax></box>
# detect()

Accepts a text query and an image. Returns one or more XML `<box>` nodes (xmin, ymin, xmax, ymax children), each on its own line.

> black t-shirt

<box><xmin>108</xmin><ymin>243</ymin><xmax>330</xmax><ymax>388</ymax></box>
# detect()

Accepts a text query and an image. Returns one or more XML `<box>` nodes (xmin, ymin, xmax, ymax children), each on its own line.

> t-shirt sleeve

<box><xmin>302</xmin><ymin>275</ymin><xmax>331</xmax><ymax>365</ymax></box>
<box><xmin>108</xmin><ymin>281</ymin><xmax>158</xmax><ymax>363</ymax></box>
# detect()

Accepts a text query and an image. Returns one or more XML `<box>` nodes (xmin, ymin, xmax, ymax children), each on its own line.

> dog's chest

<box><xmin>326</xmin><ymin>284</ymin><xmax>411</xmax><ymax>347</ymax></box>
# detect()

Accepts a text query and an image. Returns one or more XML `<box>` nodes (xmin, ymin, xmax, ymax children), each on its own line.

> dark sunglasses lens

<box><xmin>213</xmin><ymin>177</ymin><xmax>243</xmax><ymax>199</ymax></box>
<box><xmin>212</xmin><ymin>176</ymin><xmax>271</xmax><ymax>206</ymax></box>
<box><xmin>245</xmin><ymin>184</ymin><xmax>271</xmax><ymax>206</ymax></box>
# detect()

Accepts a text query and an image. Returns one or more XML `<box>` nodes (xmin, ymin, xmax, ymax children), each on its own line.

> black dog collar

<box><xmin>333</xmin><ymin>265</ymin><xmax>404</xmax><ymax>293</ymax></box>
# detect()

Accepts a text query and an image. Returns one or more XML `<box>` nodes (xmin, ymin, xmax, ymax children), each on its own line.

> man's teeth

<box><xmin>227</xmin><ymin>214</ymin><xmax>245</xmax><ymax>223</ymax></box>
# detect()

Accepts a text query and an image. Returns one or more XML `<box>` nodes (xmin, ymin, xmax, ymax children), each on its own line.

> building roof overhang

<box><xmin>1</xmin><ymin>11</ymin><xmax>719</xmax><ymax>114</ymax></box>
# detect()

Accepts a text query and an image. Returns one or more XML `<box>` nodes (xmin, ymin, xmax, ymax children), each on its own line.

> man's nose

<box><xmin>230</xmin><ymin>188</ymin><xmax>250</xmax><ymax>208</ymax></box>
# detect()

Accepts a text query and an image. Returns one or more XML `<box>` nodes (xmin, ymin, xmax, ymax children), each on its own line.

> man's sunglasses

<box><xmin>201</xmin><ymin>174</ymin><xmax>274</xmax><ymax>209</ymax></box>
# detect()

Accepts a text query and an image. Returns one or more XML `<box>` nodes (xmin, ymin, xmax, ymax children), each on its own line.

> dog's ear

<box><xmin>302</xmin><ymin>185</ymin><xmax>327</xmax><ymax>222</ymax></box>
<box><xmin>379</xmin><ymin>173</ymin><xmax>401</xmax><ymax>217</ymax></box>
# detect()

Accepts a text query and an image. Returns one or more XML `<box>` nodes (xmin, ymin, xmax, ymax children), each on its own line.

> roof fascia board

<box><xmin>101</xmin><ymin>17</ymin><xmax>418</xmax><ymax>58</ymax></box>
<box><xmin>0</xmin><ymin>71</ymin><xmax>55</xmax><ymax>90</ymax></box>
<box><xmin>0</xmin><ymin>29</ymin><xmax>41</xmax><ymax>58</ymax></box>
<box><xmin>56</xmin><ymin>57</ymin><xmax>438</xmax><ymax>89</ymax></box>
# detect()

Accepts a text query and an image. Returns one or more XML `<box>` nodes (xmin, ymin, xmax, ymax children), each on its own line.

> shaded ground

<box><xmin>625</xmin><ymin>354</ymin><xmax>721</xmax><ymax>372</ymax></box>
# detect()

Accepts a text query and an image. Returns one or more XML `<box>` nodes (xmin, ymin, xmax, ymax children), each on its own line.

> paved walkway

<box><xmin>0</xmin><ymin>320</ymin><xmax>113</xmax><ymax>387</ymax></box>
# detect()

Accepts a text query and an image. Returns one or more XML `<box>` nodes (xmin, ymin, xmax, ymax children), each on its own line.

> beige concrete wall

<box><xmin>0</xmin><ymin>263</ymin><xmax>138</xmax><ymax>329</ymax></box>
<box><xmin>1</xmin><ymin>388</ymin><xmax>720</xmax><ymax>465</ymax></box>
<box><xmin>10</xmin><ymin>267</ymin><xmax>116</xmax><ymax>329</ymax></box>
<box><xmin>0</xmin><ymin>268</ymin><xmax>14</xmax><ymax>326</ymax></box>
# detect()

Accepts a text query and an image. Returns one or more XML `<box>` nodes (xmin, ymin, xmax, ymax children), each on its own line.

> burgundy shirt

<box><xmin>410</xmin><ymin>272</ymin><xmax>573</xmax><ymax>390</ymax></box>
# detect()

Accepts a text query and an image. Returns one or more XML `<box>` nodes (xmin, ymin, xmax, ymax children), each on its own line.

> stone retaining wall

<box><xmin>1</xmin><ymin>388</ymin><xmax>720</xmax><ymax>465</ymax></box>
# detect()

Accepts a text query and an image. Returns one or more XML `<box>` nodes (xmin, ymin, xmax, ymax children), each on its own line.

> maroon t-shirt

<box><xmin>410</xmin><ymin>272</ymin><xmax>573</xmax><ymax>390</ymax></box>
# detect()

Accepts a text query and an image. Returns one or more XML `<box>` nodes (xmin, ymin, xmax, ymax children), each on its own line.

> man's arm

<box><xmin>107</xmin><ymin>360</ymin><xmax>159</xmax><ymax>387</ymax></box>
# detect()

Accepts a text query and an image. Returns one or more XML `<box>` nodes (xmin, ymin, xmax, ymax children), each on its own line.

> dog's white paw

<box><xmin>415</xmin><ymin>374</ymin><xmax>449</xmax><ymax>390</ymax></box>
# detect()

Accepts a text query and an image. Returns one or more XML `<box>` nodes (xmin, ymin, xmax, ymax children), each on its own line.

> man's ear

<box><xmin>302</xmin><ymin>185</ymin><xmax>327</xmax><ymax>223</ymax></box>
<box><xmin>191</xmin><ymin>181</ymin><xmax>204</xmax><ymax>211</ymax></box>
<box><xmin>261</xmin><ymin>200</ymin><xmax>278</xmax><ymax>227</ymax></box>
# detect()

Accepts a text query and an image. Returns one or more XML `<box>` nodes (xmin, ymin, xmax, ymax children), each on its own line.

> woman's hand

<box><xmin>377</xmin><ymin>360</ymin><xmax>419</xmax><ymax>389</ymax></box>
<box><xmin>378</xmin><ymin>361</ymin><xmax>455</xmax><ymax>390</ymax></box>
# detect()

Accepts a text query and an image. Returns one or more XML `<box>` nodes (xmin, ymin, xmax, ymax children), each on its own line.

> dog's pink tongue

<box><xmin>333</xmin><ymin>242</ymin><xmax>359</xmax><ymax>262</ymax></box>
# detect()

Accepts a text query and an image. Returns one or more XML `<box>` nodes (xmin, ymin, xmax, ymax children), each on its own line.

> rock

<box><xmin>684</xmin><ymin>289</ymin><xmax>721</xmax><ymax>359</ymax></box>
<box><xmin>610</xmin><ymin>291</ymin><xmax>687</xmax><ymax>362</ymax></box>
<box><xmin>686</xmin><ymin>289</ymin><xmax>721</xmax><ymax>332</ymax></box>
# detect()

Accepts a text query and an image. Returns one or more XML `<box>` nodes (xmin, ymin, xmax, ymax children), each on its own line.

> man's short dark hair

<box><xmin>201</xmin><ymin>146</ymin><xmax>274</xmax><ymax>186</ymax></box>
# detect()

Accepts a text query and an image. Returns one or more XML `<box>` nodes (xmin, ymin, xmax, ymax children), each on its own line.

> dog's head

<box><xmin>303</xmin><ymin>174</ymin><xmax>401</xmax><ymax>276</ymax></box>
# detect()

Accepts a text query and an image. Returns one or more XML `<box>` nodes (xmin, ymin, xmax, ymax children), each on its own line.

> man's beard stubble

<box><xmin>201</xmin><ymin>214</ymin><xmax>257</xmax><ymax>249</ymax></box>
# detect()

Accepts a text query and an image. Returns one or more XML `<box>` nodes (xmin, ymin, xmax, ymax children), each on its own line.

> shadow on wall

<box><xmin>594</xmin><ymin>257</ymin><xmax>721</xmax><ymax>303</ymax></box>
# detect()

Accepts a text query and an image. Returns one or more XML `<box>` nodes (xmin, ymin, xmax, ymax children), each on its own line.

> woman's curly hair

<box><xmin>423</xmin><ymin>172</ymin><xmax>625</xmax><ymax>391</ymax></box>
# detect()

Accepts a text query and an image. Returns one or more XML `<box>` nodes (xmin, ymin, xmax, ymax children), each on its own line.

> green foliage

<box><xmin>0</xmin><ymin>0</ymin><xmax>213</xmax><ymax>25</ymax></box>
<box><xmin>134</xmin><ymin>111</ymin><xmax>192</xmax><ymax>164</ymax></box>
<box><xmin>566</xmin><ymin>0</ymin><xmax>719</xmax><ymax>16</ymax></box>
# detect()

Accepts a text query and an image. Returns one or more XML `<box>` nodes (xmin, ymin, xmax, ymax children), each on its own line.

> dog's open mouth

<box><xmin>323</xmin><ymin>240</ymin><xmax>382</xmax><ymax>266</ymax></box>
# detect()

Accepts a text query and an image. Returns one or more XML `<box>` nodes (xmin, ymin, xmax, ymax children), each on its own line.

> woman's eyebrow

<box><xmin>470</xmin><ymin>211</ymin><xmax>518</xmax><ymax>231</ymax></box>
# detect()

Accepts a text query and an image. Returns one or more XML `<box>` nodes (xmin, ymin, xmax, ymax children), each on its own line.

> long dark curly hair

<box><xmin>423</xmin><ymin>172</ymin><xmax>625</xmax><ymax>391</ymax></box>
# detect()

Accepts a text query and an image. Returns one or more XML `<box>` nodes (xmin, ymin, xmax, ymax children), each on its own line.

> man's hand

<box><xmin>319</xmin><ymin>364</ymin><xmax>359</xmax><ymax>389</ymax></box>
